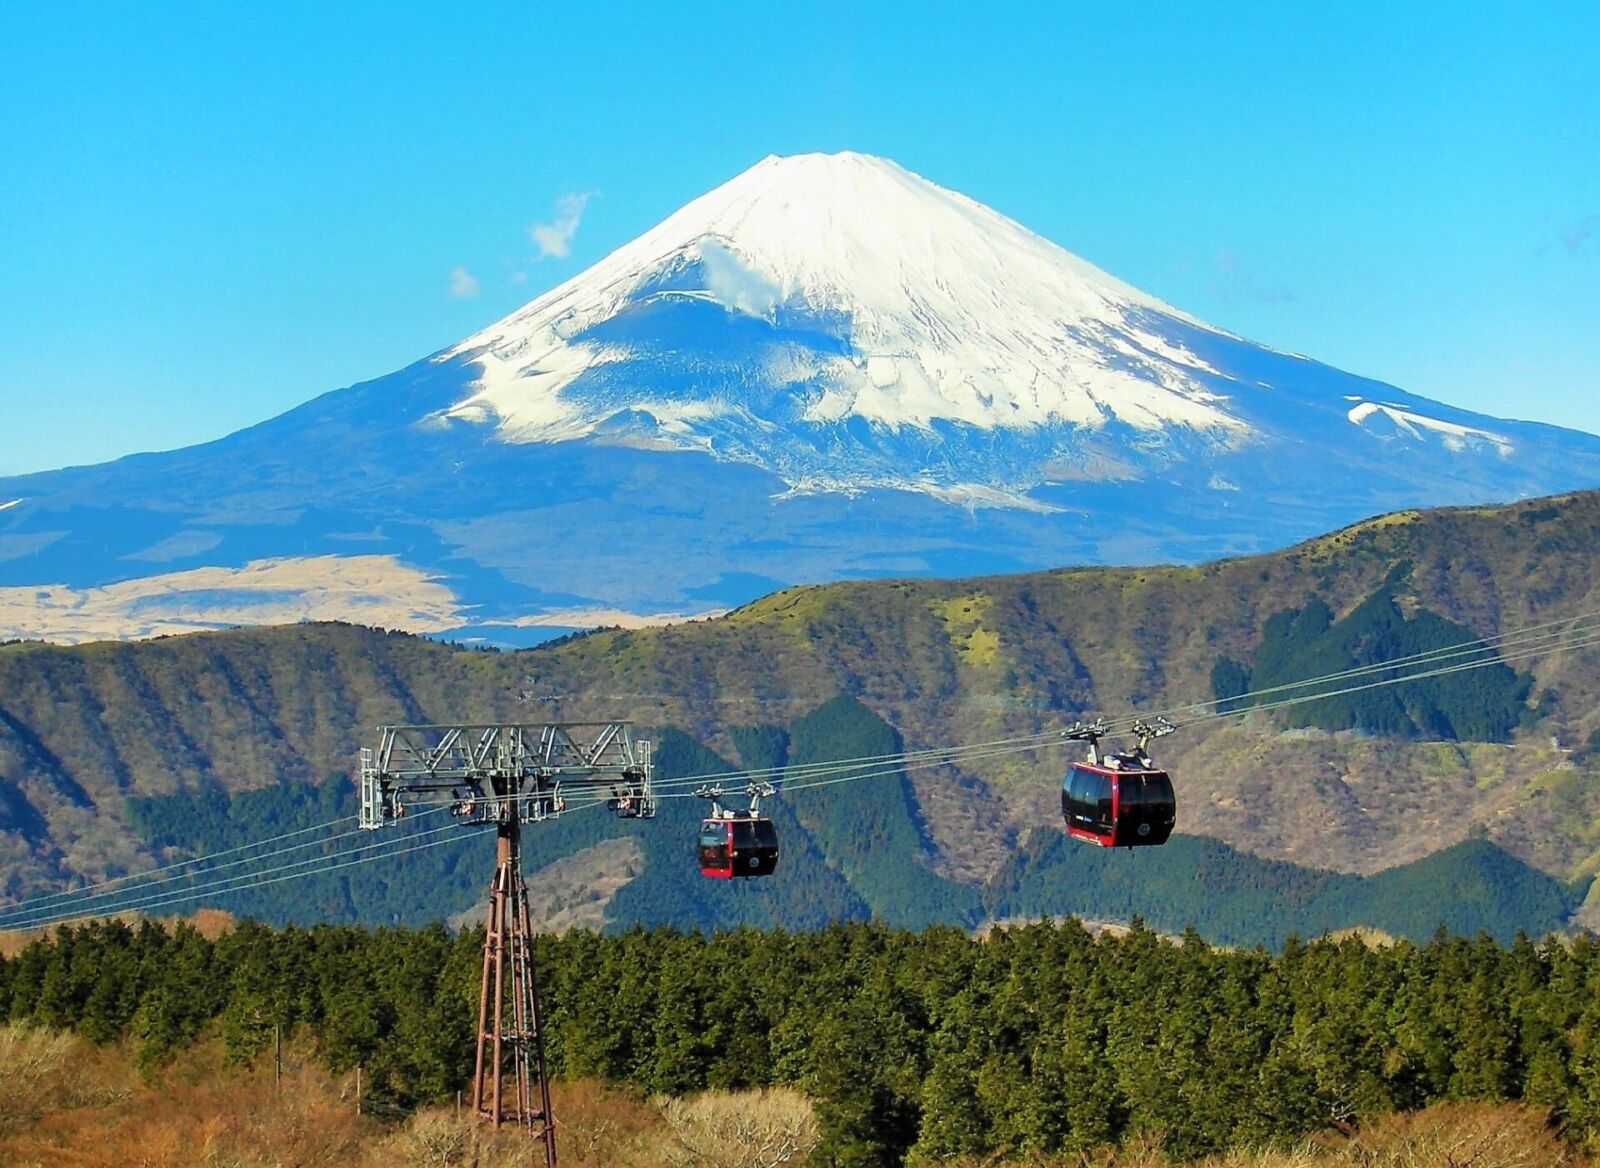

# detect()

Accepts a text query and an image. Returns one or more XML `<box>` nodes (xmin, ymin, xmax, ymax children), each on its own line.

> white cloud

<box><xmin>698</xmin><ymin>238</ymin><xmax>781</xmax><ymax>317</ymax></box>
<box><xmin>529</xmin><ymin>192</ymin><xmax>595</xmax><ymax>259</ymax></box>
<box><xmin>448</xmin><ymin>265</ymin><xmax>481</xmax><ymax>299</ymax></box>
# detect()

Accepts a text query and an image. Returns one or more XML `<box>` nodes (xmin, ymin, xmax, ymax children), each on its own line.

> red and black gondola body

<box><xmin>698</xmin><ymin>815</ymin><xmax>780</xmax><ymax>878</ymax></box>
<box><xmin>1062</xmin><ymin>762</ymin><xmax>1176</xmax><ymax>848</ymax></box>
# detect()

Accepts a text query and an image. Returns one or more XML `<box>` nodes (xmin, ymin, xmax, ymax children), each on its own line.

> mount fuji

<box><xmin>5</xmin><ymin>152</ymin><xmax>1600</xmax><ymax>644</ymax></box>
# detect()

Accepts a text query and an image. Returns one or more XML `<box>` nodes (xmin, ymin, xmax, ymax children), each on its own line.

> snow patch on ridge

<box><xmin>1347</xmin><ymin>401</ymin><xmax>1514</xmax><ymax>456</ymax></box>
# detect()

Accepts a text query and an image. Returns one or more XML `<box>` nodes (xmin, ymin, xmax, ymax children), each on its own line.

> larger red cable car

<box><xmin>695</xmin><ymin>781</ymin><xmax>780</xmax><ymax>878</ymax></box>
<box><xmin>698</xmin><ymin>812</ymin><xmax>781</xmax><ymax>878</ymax></box>
<box><xmin>1061</xmin><ymin>718</ymin><xmax>1177</xmax><ymax>848</ymax></box>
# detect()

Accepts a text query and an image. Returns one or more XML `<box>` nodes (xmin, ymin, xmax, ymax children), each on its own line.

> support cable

<box><xmin>7</xmin><ymin>608</ymin><xmax>1598</xmax><ymax>927</ymax></box>
<box><xmin>0</xmin><ymin>815</ymin><xmax>358</xmax><ymax>925</ymax></box>
<box><xmin>9</xmin><ymin>800</ymin><xmax>610</xmax><ymax>932</ymax></box>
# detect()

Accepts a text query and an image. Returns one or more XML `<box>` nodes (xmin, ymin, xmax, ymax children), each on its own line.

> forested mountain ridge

<box><xmin>2</xmin><ymin>490</ymin><xmax>1599</xmax><ymax>937</ymax></box>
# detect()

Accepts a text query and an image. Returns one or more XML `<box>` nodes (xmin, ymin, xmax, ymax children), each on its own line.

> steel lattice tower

<box><xmin>361</xmin><ymin>722</ymin><xmax>655</xmax><ymax>1168</ymax></box>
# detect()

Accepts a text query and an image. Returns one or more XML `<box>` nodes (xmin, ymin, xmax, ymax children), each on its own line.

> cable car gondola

<box><xmin>695</xmin><ymin>782</ymin><xmax>780</xmax><ymax>878</ymax></box>
<box><xmin>698</xmin><ymin>811</ymin><xmax>781</xmax><ymax>878</ymax></box>
<box><xmin>1061</xmin><ymin>718</ymin><xmax>1177</xmax><ymax>849</ymax></box>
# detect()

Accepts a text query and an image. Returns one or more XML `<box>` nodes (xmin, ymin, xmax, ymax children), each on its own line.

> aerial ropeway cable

<box><xmin>5</xmin><ymin>607</ymin><xmax>1599</xmax><ymax>925</ymax></box>
<box><xmin>639</xmin><ymin>608</ymin><xmax>1600</xmax><ymax>796</ymax></box>
<box><xmin>0</xmin><ymin>815</ymin><xmax>364</xmax><ymax>927</ymax></box>
<box><xmin>6</xmin><ymin>800</ymin><xmax>616</xmax><ymax>932</ymax></box>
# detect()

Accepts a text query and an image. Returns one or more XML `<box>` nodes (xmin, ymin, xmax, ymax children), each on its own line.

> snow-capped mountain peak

<box><xmin>438</xmin><ymin>152</ymin><xmax>1251</xmax><ymax>489</ymax></box>
<box><xmin>7</xmin><ymin>153</ymin><xmax>1600</xmax><ymax>645</ymax></box>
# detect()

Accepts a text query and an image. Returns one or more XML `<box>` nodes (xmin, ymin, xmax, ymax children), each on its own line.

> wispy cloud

<box><xmin>529</xmin><ymin>192</ymin><xmax>596</xmax><ymax>260</ymax></box>
<box><xmin>448</xmin><ymin>265</ymin><xmax>481</xmax><ymax>299</ymax></box>
<box><xmin>1212</xmin><ymin>246</ymin><xmax>1298</xmax><ymax>305</ymax></box>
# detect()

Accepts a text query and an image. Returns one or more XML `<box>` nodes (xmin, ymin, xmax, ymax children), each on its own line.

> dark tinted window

<box><xmin>731</xmin><ymin>818</ymin><xmax>778</xmax><ymax>849</ymax></box>
<box><xmin>1121</xmin><ymin>774</ymin><xmax>1147</xmax><ymax>807</ymax></box>
<box><xmin>1065</xmin><ymin>766</ymin><xmax>1093</xmax><ymax>819</ymax></box>
<box><xmin>1124</xmin><ymin>772</ymin><xmax>1175</xmax><ymax>811</ymax></box>
<box><xmin>1093</xmin><ymin>773</ymin><xmax>1114</xmax><ymax>828</ymax></box>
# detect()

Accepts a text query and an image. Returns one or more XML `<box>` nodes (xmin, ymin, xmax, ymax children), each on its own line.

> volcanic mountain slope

<box><xmin>4</xmin><ymin>153</ymin><xmax>1600</xmax><ymax>644</ymax></box>
<box><xmin>1</xmin><ymin>490</ymin><xmax>1598</xmax><ymax>941</ymax></box>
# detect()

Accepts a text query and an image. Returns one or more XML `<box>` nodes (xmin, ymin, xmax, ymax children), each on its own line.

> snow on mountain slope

<box><xmin>1347</xmin><ymin>400</ymin><xmax>1513</xmax><ymax>455</ymax></box>
<box><xmin>4</xmin><ymin>150</ymin><xmax>1600</xmax><ymax>645</ymax></box>
<box><xmin>440</xmin><ymin>152</ymin><xmax>1252</xmax><ymax>487</ymax></box>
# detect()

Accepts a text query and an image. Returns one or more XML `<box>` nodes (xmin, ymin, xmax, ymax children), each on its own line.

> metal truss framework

<box><xmin>360</xmin><ymin>721</ymin><xmax>656</xmax><ymax>1168</ymax></box>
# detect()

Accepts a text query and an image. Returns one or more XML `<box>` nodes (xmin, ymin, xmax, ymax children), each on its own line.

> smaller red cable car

<box><xmin>698</xmin><ymin>813</ymin><xmax>780</xmax><ymax>878</ymax></box>
<box><xmin>1060</xmin><ymin>718</ymin><xmax>1177</xmax><ymax>849</ymax></box>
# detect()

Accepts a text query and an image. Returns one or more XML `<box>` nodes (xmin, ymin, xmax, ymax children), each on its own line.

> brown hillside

<box><xmin>2</xmin><ymin>491</ymin><xmax>1599</xmax><ymax>901</ymax></box>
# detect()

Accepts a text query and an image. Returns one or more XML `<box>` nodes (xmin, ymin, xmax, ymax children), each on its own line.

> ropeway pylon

<box><xmin>360</xmin><ymin>721</ymin><xmax>656</xmax><ymax>1168</ymax></box>
<box><xmin>474</xmin><ymin>814</ymin><xmax>555</xmax><ymax>1166</ymax></box>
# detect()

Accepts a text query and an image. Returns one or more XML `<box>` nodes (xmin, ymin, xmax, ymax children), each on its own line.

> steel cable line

<box><xmin>21</xmin><ymin>829</ymin><xmax>483</xmax><ymax>932</ymax></box>
<box><xmin>0</xmin><ymin>815</ymin><xmax>391</xmax><ymax>929</ymax></box>
<box><xmin>966</xmin><ymin>609</ymin><xmax>1600</xmax><ymax>742</ymax></box>
<box><xmin>16</xmin><ymin>798</ymin><xmax>614</xmax><ymax>932</ymax></box>
<box><xmin>10</xmin><ymin>609</ymin><xmax>1598</xmax><ymax>927</ymax></box>
<box><xmin>655</xmin><ymin>737</ymin><xmax>1069</xmax><ymax>801</ymax></box>
<box><xmin>22</xmin><ymin>790</ymin><xmax>623</xmax><ymax>929</ymax></box>
<box><xmin>1218</xmin><ymin>627</ymin><xmax>1600</xmax><ymax>725</ymax></box>
<box><xmin>642</xmin><ymin>728</ymin><xmax>1070</xmax><ymax>793</ymax></box>
<box><xmin>0</xmin><ymin>815</ymin><xmax>359</xmax><ymax>924</ymax></box>
<box><xmin>650</xmin><ymin>618</ymin><xmax>1600</xmax><ymax>799</ymax></box>
<box><xmin>10</xmin><ymin>819</ymin><xmax>470</xmax><ymax>931</ymax></box>
<box><xmin>76</xmin><ymin>615</ymin><xmax>1582</xmax><ymax>927</ymax></box>
<box><xmin>0</xmin><ymin>788</ymin><xmax>617</xmax><ymax>927</ymax></box>
<box><xmin>13</xmin><ymin>619</ymin><xmax>1595</xmax><ymax>931</ymax></box>
<box><xmin>637</xmin><ymin>609</ymin><xmax>1600</xmax><ymax>794</ymax></box>
<box><xmin>1131</xmin><ymin>611</ymin><xmax>1600</xmax><ymax>730</ymax></box>
<box><xmin>653</xmin><ymin>626</ymin><xmax>1600</xmax><ymax>808</ymax></box>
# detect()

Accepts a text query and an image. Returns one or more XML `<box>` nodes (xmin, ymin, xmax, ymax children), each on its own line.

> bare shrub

<box><xmin>654</xmin><ymin>1087</ymin><xmax>819</xmax><ymax>1168</ymax></box>
<box><xmin>0</xmin><ymin>1025</ymin><xmax>79</xmax><ymax>1133</ymax></box>
<box><xmin>1171</xmin><ymin>1102</ymin><xmax>1580</xmax><ymax>1168</ymax></box>
<box><xmin>1339</xmin><ymin>1102</ymin><xmax>1579</xmax><ymax>1168</ymax></box>
<box><xmin>392</xmin><ymin>1110</ymin><xmax>472</xmax><ymax>1167</ymax></box>
<box><xmin>933</xmin><ymin>1103</ymin><xmax>1585</xmax><ymax>1168</ymax></box>
<box><xmin>553</xmin><ymin>1078</ymin><xmax>666</xmax><ymax>1167</ymax></box>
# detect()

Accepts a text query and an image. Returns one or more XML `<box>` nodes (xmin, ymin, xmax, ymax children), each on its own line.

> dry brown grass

<box><xmin>0</xmin><ymin>1031</ymin><xmax>367</xmax><ymax>1168</ymax></box>
<box><xmin>0</xmin><ymin>1034</ymin><xmax>1581</xmax><ymax>1168</ymax></box>
<box><xmin>0</xmin><ymin>908</ymin><xmax>237</xmax><ymax>959</ymax></box>
<box><xmin>928</xmin><ymin>1102</ymin><xmax>1587</xmax><ymax>1167</ymax></box>
<box><xmin>0</xmin><ymin>1032</ymin><xmax>816</xmax><ymax>1168</ymax></box>
<box><xmin>654</xmin><ymin>1087</ymin><xmax>819</xmax><ymax>1168</ymax></box>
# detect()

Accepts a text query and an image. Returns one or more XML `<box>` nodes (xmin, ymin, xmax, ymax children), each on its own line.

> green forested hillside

<box><xmin>29</xmin><ymin>694</ymin><xmax>1583</xmax><ymax>948</ymax></box>
<box><xmin>3</xmin><ymin>491</ymin><xmax>1600</xmax><ymax>937</ymax></box>
<box><xmin>1211</xmin><ymin>568</ymin><xmax>1541</xmax><ymax>740</ymax></box>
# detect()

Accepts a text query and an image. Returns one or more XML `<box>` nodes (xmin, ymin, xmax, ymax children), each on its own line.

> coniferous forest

<box><xmin>5</xmin><ymin>917</ymin><xmax>1600</xmax><ymax>1164</ymax></box>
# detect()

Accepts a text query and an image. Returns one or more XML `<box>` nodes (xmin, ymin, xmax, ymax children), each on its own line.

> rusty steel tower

<box><xmin>361</xmin><ymin>722</ymin><xmax>655</xmax><ymax>1167</ymax></box>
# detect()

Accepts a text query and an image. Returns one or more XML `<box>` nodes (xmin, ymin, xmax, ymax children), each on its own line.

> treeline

<box><xmin>4</xmin><ymin>919</ymin><xmax>1599</xmax><ymax>1163</ymax></box>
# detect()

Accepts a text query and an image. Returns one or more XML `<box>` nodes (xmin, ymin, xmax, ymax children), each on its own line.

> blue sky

<box><xmin>1</xmin><ymin>2</ymin><xmax>1595</xmax><ymax>477</ymax></box>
